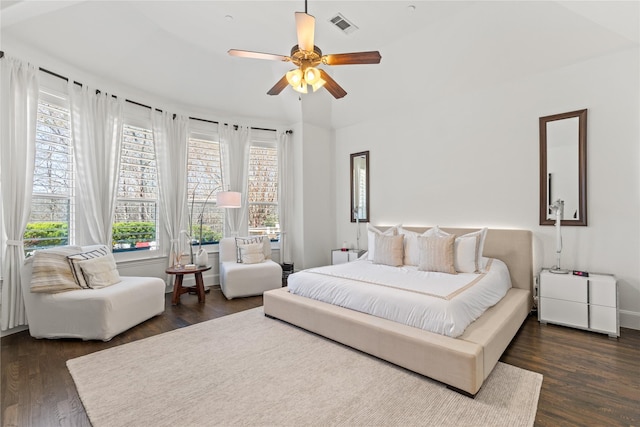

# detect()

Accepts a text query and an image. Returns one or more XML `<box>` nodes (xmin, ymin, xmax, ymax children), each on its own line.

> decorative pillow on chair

<box><xmin>67</xmin><ymin>245</ymin><xmax>110</xmax><ymax>288</ymax></box>
<box><xmin>30</xmin><ymin>246</ymin><xmax>84</xmax><ymax>293</ymax></box>
<box><xmin>234</xmin><ymin>237</ymin><xmax>271</xmax><ymax>263</ymax></box>
<box><xmin>261</xmin><ymin>237</ymin><xmax>272</xmax><ymax>260</ymax></box>
<box><xmin>237</xmin><ymin>242</ymin><xmax>265</xmax><ymax>264</ymax></box>
<box><xmin>373</xmin><ymin>234</ymin><xmax>404</xmax><ymax>267</ymax></box>
<box><xmin>367</xmin><ymin>224</ymin><xmax>400</xmax><ymax>261</ymax></box>
<box><xmin>417</xmin><ymin>234</ymin><xmax>457</xmax><ymax>274</ymax></box>
<box><xmin>76</xmin><ymin>254</ymin><xmax>121</xmax><ymax>288</ymax></box>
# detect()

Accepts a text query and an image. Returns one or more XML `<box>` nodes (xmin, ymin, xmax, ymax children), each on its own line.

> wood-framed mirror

<box><xmin>539</xmin><ymin>109</ymin><xmax>587</xmax><ymax>226</ymax></box>
<box><xmin>350</xmin><ymin>151</ymin><xmax>369</xmax><ymax>223</ymax></box>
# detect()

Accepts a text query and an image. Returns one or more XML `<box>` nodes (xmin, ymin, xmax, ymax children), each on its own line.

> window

<box><xmin>248</xmin><ymin>142</ymin><xmax>279</xmax><ymax>240</ymax></box>
<box><xmin>24</xmin><ymin>94</ymin><xmax>74</xmax><ymax>254</ymax></box>
<box><xmin>187</xmin><ymin>132</ymin><xmax>224</xmax><ymax>244</ymax></box>
<box><xmin>113</xmin><ymin>124</ymin><xmax>158</xmax><ymax>251</ymax></box>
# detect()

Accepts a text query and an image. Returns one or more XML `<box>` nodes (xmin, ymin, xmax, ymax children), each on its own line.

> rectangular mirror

<box><xmin>351</xmin><ymin>151</ymin><xmax>369</xmax><ymax>223</ymax></box>
<box><xmin>539</xmin><ymin>109</ymin><xmax>587</xmax><ymax>226</ymax></box>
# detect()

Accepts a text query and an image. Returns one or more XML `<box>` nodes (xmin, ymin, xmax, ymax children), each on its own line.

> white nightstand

<box><xmin>331</xmin><ymin>249</ymin><xmax>366</xmax><ymax>265</ymax></box>
<box><xmin>538</xmin><ymin>269</ymin><xmax>619</xmax><ymax>338</ymax></box>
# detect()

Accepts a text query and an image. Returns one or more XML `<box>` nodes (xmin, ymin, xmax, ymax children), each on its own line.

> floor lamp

<box><xmin>549</xmin><ymin>199</ymin><xmax>569</xmax><ymax>274</ymax></box>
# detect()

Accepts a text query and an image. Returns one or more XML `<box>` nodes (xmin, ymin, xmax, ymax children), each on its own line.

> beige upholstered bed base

<box><xmin>263</xmin><ymin>227</ymin><xmax>533</xmax><ymax>396</ymax></box>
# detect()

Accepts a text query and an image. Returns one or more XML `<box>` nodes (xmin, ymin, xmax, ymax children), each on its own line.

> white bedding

<box><xmin>287</xmin><ymin>258</ymin><xmax>512</xmax><ymax>338</ymax></box>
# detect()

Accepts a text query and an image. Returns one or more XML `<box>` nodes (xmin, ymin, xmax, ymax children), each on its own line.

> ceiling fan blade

<box><xmin>228</xmin><ymin>49</ymin><xmax>290</xmax><ymax>62</ymax></box>
<box><xmin>295</xmin><ymin>12</ymin><xmax>315</xmax><ymax>52</ymax></box>
<box><xmin>267</xmin><ymin>75</ymin><xmax>289</xmax><ymax>96</ymax></box>
<box><xmin>319</xmin><ymin>69</ymin><xmax>347</xmax><ymax>99</ymax></box>
<box><xmin>323</xmin><ymin>51</ymin><xmax>382</xmax><ymax>66</ymax></box>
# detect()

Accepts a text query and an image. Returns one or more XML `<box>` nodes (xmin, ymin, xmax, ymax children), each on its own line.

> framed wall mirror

<box><xmin>539</xmin><ymin>109</ymin><xmax>587</xmax><ymax>226</ymax></box>
<box><xmin>351</xmin><ymin>151</ymin><xmax>369</xmax><ymax>223</ymax></box>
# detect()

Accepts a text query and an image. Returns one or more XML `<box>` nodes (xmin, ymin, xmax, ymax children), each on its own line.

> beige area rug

<box><xmin>67</xmin><ymin>307</ymin><xmax>542</xmax><ymax>427</ymax></box>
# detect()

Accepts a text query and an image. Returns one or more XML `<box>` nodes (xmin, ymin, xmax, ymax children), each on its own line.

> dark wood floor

<box><xmin>2</xmin><ymin>289</ymin><xmax>639</xmax><ymax>427</ymax></box>
<box><xmin>502</xmin><ymin>312</ymin><xmax>640</xmax><ymax>427</ymax></box>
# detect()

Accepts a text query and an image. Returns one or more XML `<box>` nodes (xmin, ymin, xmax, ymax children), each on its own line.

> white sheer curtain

<box><xmin>220</xmin><ymin>124</ymin><xmax>251</xmax><ymax>237</ymax></box>
<box><xmin>277</xmin><ymin>130</ymin><xmax>293</xmax><ymax>264</ymax></box>
<box><xmin>152</xmin><ymin>111</ymin><xmax>188</xmax><ymax>266</ymax></box>
<box><xmin>0</xmin><ymin>56</ymin><xmax>39</xmax><ymax>330</ymax></box>
<box><xmin>69</xmin><ymin>83</ymin><xmax>124</xmax><ymax>246</ymax></box>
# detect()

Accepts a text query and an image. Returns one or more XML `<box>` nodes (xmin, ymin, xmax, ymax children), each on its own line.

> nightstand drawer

<box><xmin>590</xmin><ymin>305</ymin><xmax>617</xmax><ymax>334</ymax></box>
<box><xmin>539</xmin><ymin>273</ymin><xmax>587</xmax><ymax>303</ymax></box>
<box><xmin>589</xmin><ymin>276</ymin><xmax>616</xmax><ymax>308</ymax></box>
<box><xmin>540</xmin><ymin>297</ymin><xmax>588</xmax><ymax>328</ymax></box>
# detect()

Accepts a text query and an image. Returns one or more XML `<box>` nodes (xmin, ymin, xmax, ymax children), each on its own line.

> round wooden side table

<box><xmin>165</xmin><ymin>265</ymin><xmax>212</xmax><ymax>305</ymax></box>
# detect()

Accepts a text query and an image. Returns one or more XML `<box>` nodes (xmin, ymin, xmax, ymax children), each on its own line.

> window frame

<box><xmin>24</xmin><ymin>89</ymin><xmax>75</xmax><ymax>254</ymax></box>
<box><xmin>187</xmin><ymin>124</ymin><xmax>225</xmax><ymax>246</ymax></box>
<box><xmin>247</xmin><ymin>133</ymin><xmax>279</xmax><ymax>242</ymax></box>
<box><xmin>104</xmin><ymin>104</ymin><xmax>165</xmax><ymax>262</ymax></box>
<box><xmin>112</xmin><ymin>120</ymin><xmax>159</xmax><ymax>254</ymax></box>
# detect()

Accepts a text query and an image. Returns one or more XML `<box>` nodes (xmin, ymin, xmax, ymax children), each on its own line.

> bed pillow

<box><xmin>367</xmin><ymin>224</ymin><xmax>399</xmax><ymax>261</ymax></box>
<box><xmin>417</xmin><ymin>234</ymin><xmax>457</xmax><ymax>274</ymax></box>
<box><xmin>67</xmin><ymin>245</ymin><xmax>110</xmax><ymax>288</ymax></box>
<box><xmin>76</xmin><ymin>254</ymin><xmax>121</xmax><ymax>289</ymax></box>
<box><xmin>435</xmin><ymin>227</ymin><xmax>487</xmax><ymax>273</ymax></box>
<box><xmin>452</xmin><ymin>233</ymin><xmax>481</xmax><ymax>273</ymax></box>
<box><xmin>237</xmin><ymin>242</ymin><xmax>265</xmax><ymax>264</ymax></box>
<box><xmin>400</xmin><ymin>227</ymin><xmax>439</xmax><ymax>266</ymax></box>
<box><xmin>30</xmin><ymin>246</ymin><xmax>84</xmax><ymax>293</ymax></box>
<box><xmin>373</xmin><ymin>234</ymin><xmax>404</xmax><ymax>267</ymax></box>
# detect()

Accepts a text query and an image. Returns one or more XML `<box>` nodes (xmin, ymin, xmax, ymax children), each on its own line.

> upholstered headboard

<box><xmin>377</xmin><ymin>227</ymin><xmax>533</xmax><ymax>293</ymax></box>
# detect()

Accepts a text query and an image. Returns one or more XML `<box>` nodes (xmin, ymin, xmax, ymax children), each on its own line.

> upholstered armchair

<box><xmin>20</xmin><ymin>245</ymin><xmax>165</xmax><ymax>341</ymax></box>
<box><xmin>219</xmin><ymin>237</ymin><xmax>282</xmax><ymax>299</ymax></box>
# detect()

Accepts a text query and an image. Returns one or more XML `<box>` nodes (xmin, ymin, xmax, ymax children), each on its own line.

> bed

<box><xmin>263</xmin><ymin>227</ymin><xmax>533</xmax><ymax>396</ymax></box>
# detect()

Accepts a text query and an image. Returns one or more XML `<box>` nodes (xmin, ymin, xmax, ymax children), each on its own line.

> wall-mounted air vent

<box><xmin>329</xmin><ymin>13</ymin><xmax>358</xmax><ymax>35</ymax></box>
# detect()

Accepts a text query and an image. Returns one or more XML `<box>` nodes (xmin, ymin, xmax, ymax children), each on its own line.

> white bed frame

<box><xmin>264</xmin><ymin>227</ymin><xmax>533</xmax><ymax>396</ymax></box>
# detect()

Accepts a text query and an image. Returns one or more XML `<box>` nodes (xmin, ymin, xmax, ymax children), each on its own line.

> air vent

<box><xmin>329</xmin><ymin>13</ymin><xmax>358</xmax><ymax>35</ymax></box>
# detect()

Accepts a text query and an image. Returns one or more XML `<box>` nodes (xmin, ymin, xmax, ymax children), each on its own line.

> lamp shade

<box><xmin>310</xmin><ymin>77</ymin><xmax>326</xmax><ymax>92</ymax></box>
<box><xmin>286</xmin><ymin>69</ymin><xmax>303</xmax><ymax>86</ymax></box>
<box><xmin>217</xmin><ymin>191</ymin><xmax>242</xmax><ymax>208</ymax></box>
<box><xmin>304</xmin><ymin>67</ymin><xmax>321</xmax><ymax>85</ymax></box>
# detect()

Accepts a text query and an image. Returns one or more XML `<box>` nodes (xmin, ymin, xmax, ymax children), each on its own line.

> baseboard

<box><xmin>1</xmin><ymin>324</ymin><xmax>28</xmax><ymax>337</ymax></box>
<box><xmin>619</xmin><ymin>309</ymin><xmax>640</xmax><ymax>331</ymax></box>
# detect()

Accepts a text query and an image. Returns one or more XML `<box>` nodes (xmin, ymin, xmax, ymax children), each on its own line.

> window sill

<box><xmin>112</xmin><ymin>241</ymin><xmax>280</xmax><ymax>264</ymax></box>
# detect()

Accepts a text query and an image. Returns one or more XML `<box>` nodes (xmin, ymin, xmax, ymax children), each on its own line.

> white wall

<box><xmin>334</xmin><ymin>48</ymin><xmax>640</xmax><ymax>330</ymax></box>
<box><xmin>287</xmin><ymin>91</ymin><xmax>336</xmax><ymax>271</ymax></box>
<box><xmin>290</xmin><ymin>123</ymin><xmax>335</xmax><ymax>270</ymax></box>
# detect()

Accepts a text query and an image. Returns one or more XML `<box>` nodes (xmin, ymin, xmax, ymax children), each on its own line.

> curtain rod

<box><xmin>0</xmin><ymin>50</ymin><xmax>292</xmax><ymax>134</ymax></box>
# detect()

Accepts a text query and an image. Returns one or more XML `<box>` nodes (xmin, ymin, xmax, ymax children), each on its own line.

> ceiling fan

<box><xmin>228</xmin><ymin>1</ymin><xmax>381</xmax><ymax>99</ymax></box>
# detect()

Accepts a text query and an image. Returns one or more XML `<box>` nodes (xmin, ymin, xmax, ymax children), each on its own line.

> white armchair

<box><xmin>20</xmin><ymin>246</ymin><xmax>165</xmax><ymax>341</ymax></box>
<box><xmin>219</xmin><ymin>237</ymin><xmax>282</xmax><ymax>299</ymax></box>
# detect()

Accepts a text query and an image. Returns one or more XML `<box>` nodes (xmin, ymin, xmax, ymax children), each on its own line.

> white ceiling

<box><xmin>1</xmin><ymin>1</ymin><xmax>638</xmax><ymax>128</ymax></box>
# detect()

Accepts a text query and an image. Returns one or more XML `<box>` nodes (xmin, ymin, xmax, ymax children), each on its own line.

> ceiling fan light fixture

<box><xmin>291</xmin><ymin>82</ymin><xmax>308</xmax><ymax>94</ymax></box>
<box><xmin>286</xmin><ymin>68</ymin><xmax>304</xmax><ymax>86</ymax></box>
<box><xmin>304</xmin><ymin>67</ymin><xmax>321</xmax><ymax>85</ymax></box>
<box><xmin>311</xmin><ymin>77</ymin><xmax>326</xmax><ymax>92</ymax></box>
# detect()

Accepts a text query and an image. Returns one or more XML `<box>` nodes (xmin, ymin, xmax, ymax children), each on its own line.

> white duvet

<box><xmin>287</xmin><ymin>258</ymin><xmax>512</xmax><ymax>338</ymax></box>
